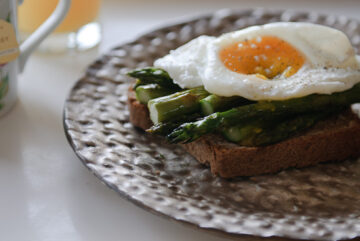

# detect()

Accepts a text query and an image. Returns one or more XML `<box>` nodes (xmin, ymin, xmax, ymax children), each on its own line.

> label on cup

<box><xmin>0</xmin><ymin>20</ymin><xmax>19</xmax><ymax>64</ymax></box>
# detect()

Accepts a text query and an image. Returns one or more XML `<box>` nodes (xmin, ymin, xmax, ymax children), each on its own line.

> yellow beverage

<box><xmin>19</xmin><ymin>0</ymin><xmax>101</xmax><ymax>33</ymax></box>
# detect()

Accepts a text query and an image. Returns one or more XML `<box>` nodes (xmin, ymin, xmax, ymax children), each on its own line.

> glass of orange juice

<box><xmin>18</xmin><ymin>0</ymin><xmax>101</xmax><ymax>52</ymax></box>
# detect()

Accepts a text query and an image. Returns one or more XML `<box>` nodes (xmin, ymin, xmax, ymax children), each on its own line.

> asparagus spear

<box><xmin>200</xmin><ymin>94</ymin><xmax>254</xmax><ymax>115</ymax></box>
<box><xmin>147</xmin><ymin>113</ymin><xmax>202</xmax><ymax>136</ymax></box>
<box><xmin>148</xmin><ymin>86</ymin><xmax>209</xmax><ymax>124</ymax></box>
<box><xmin>222</xmin><ymin>111</ymin><xmax>333</xmax><ymax>146</ymax></box>
<box><xmin>128</xmin><ymin>67</ymin><xmax>181</xmax><ymax>90</ymax></box>
<box><xmin>135</xmin><ymin>84</ymin><xmax>176</xmax><ymax>104</ymax></box>
<box><xmin>167</xmin><ymin>83</ymin><xmax>360</xmax><ymax>143</ymax></box>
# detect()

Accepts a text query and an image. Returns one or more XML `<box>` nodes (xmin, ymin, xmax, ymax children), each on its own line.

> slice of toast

<box><xmin>127</xmin><ymin>88</ymin><xmax>360</xmax><ymax>178</ymax></box>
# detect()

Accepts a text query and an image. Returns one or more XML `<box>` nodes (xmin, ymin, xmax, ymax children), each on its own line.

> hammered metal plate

<box><xmin>64</xmin><ymin>9</ymin><xmax>360</xmax><ymax>241</ymax></box>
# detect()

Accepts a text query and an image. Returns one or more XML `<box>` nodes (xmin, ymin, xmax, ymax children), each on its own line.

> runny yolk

<box><xmin>219</xmin><ymin>36</ymin><xmax>305</xmax><ymax>79</ymax></box>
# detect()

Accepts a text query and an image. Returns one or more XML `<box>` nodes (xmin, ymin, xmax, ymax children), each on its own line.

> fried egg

<box><xmin>154</xmin><ymin>22</ymin><xmax>360</xmax><ymax>100</ymax></box>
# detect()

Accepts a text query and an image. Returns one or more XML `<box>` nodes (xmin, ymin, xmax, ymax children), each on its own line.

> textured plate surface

<box><xmin>64</xmin><ymin>9</ymin><xmax>360</xmax><ymax>241</ymax></box>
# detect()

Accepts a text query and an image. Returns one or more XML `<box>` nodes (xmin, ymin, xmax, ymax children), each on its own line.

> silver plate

<box><xmin>64</xmin><ymin>9</ymin><xmax>360</xmax><ymax>240</ymax></box>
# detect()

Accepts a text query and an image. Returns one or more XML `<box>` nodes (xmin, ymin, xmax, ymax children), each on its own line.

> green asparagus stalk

<box><xmin>147</xmin><ymin>113</ymin><xmax>202</xmax><ymax>136</ymax></box>
<box><xmin>167</xmin><ymin>83</ymin><xmax>360</xmax><ymax>143</ymax></box>
<box><xmin>148</xmin><ymin>86</ymin><xmax>209</xmax><ymax>124</ymax></box>
<box><xmin>135</xmin><ymin>84</ymin><xmax>176</xmax><ymax>104</ymax></box>
<box><xmin>222</xmin><ymin>111</ymin><xmax>333</xmax><ymax>146</ymax></box>
<box><xmin>200</xmin><ymin>94</ymin><xmax>254</xmax><ymax>115</ymax></box>
<box><xmin>128</xmin><ymin>67</ymin><xmax>181</xmax><ymax>90</ymax></box>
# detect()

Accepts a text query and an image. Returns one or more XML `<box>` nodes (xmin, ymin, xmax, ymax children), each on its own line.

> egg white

<box><xmin>154</xmin><ymin>22</ymin><xmax>360</xmax><ymax>100</ymax></box>
<box><xmin>154</xmin><ymin>35</ymin><xmax>215</xmax><ymax>88</ymax></box>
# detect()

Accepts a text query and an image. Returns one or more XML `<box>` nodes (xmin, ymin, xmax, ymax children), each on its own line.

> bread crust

<box><xmin>127</xmin><ymin>88</ymin><xmax>360</xmax><ymax>177</ymax></box>
<box><xmin>127</xmin><ymin>89</ymin><xmax>153</xmax><ymax>130</ymax></box>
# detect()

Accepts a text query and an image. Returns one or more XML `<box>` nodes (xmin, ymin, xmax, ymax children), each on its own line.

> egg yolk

<box><xmin>219</xmin><ymin>36</ymin><xmax>305</xmax><ymax>79</ymax></box>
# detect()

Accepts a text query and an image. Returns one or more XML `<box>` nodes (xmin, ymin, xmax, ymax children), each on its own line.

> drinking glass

<box><xmin>19</xmin><ymin>0</ymin><xmax>101</xmax><ymax>53</ymax></box>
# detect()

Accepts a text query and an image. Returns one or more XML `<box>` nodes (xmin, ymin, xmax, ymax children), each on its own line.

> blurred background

<box><xmin>17</xmin><ymin>0</ymin><xmax>360</xmax><ymax>53</ymax></box>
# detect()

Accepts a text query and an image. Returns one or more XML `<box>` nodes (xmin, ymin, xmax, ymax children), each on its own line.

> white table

<box><xmin>1</xmin><ymin>0</ymin><xmax>359</xmax><ymax>240</ymax></box>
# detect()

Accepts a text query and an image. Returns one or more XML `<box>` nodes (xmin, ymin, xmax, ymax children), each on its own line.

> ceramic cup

<box><xmin>0</xmin><ymin>0</ymin><xmax>71</xmax><ymax>117</ymax></box>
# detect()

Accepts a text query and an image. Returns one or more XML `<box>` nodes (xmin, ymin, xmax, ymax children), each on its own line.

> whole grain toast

<box><xmin>127</xmin><ymin>88</ymin><xmax>360</xmax><ymax>178</ymax></box>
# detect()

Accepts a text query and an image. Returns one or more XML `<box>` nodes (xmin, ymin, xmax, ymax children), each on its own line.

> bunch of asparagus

<box><xmin>128</xmin><ymin>67</ymin><xmax>360</xmax><ymax>146</ymax></box>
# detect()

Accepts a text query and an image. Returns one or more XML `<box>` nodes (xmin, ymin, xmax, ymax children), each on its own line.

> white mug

<box><xmin>0</xmin><ymin>0</ymin><xmax>71</xmax><ymax>117</ymax></box>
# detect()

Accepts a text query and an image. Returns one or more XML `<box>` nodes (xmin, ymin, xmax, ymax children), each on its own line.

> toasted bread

<box><xmin>127</xmin><ymin>88</ymin><xmax>360</xmax><ymax>177</ymax></box>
